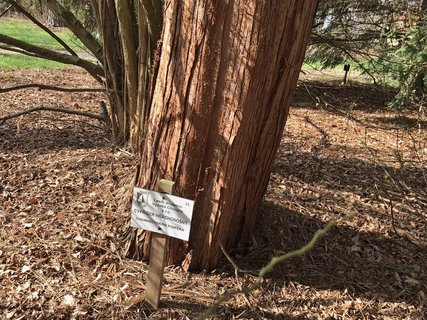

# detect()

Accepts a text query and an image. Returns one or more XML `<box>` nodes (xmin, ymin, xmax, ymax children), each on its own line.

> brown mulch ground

<box><xmin>0</xmin><ymin>68</ymin><xmax>426</xmax><ymax>319</ymax></box>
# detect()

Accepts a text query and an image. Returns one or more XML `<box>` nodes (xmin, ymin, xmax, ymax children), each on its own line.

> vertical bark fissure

<box><xmin>194</xmin><ymin>0</ymin><xmax>236</xmax><ymax>268</ymax></box>
<box><xmin>143</xmin><ymin>0</ymin><xmax>180</xmax><ymax>188</ymax></box>
<box><xmin>162</xmin><ymin>2</ymin><xmax>181</xmax><ymax>114</ymax></box>
<box><xmin>183</xmin><ymin>3</ymin><xmax>226</xmax><ymax>264</ymax></box>
<box><xmin>170</xmin><ymin>3</ymin><xmax>201</xmax><ymax>179</ymax></box>
<box><xmin>172</xmin><ymin>42</ymin><xmax>202</xmax><ymax>176</ymax></box>
<box><xmin>157</xmin><ymin>4</ymin><xmax>182</xmax><ymax>174</ymax></box>
<box><xmin>223</xmin><ymin>3</ymin><xmax>272</xmax><ymax>244</ymax></box>
<box><xmin>239</xmin><ymin>3</ymin><xmax>318</xmax><ymax>242</ymax></box>
<box><xmin>211</xmin><ymin>2</ymin><xmax>257</xmax><ymax>259</ymax></box>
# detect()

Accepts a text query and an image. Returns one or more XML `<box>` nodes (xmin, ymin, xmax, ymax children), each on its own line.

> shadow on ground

<box><xmin>237</xmin><ymin>202</ymin><xmax>426</xmax><ymax>307</ymax></box>
<box><xmin>273</xmin><ymin>148</ymin><xmax>426</xmax><ymax>199</ymax></box>
<box><xmin>0</xmin><ymin>123</ymin><xmax>109</xmax><ymax>153</ymax></box>
<box><xmin>294</xmin><ymin>81</ymin><xmax>398</xmax><ymax>112</ymax></box>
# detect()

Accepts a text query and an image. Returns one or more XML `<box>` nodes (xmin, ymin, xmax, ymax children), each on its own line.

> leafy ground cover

<box><xmin>0</xmin><ymin>68</ymin><xmax>425</xmax><ymax>319</ymax></box>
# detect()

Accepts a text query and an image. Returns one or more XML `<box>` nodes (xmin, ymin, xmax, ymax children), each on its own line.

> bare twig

<box><xmin>0</xmin><ymin>83</ymin><xmax>104</xmax><ymax>93</ymax></box>
<box><xmin>38</xmin><ymin>115</ymin><xmax>105</xmax><ymax>131</ymax></box>
<box><xmin>0</xmin><ymin>105</ymin><xmax>106</xmax><ymax>124</ymax></box>
<box><xmin>219</xmin><ymin>243</ymin><xmax>252</xmax><ymax>308</ymax></box>
<box><xmin>388</xmin><ymin>198</ymin><xmax>400</xmax><ymax>236</ymax></box>
<box><xmin>0</xmin><ymin>4</ymin><xmax>12</xmax><ymax>19</ymax></box>
<box><xmin>219</xmin><ymin>243</ymin><xmax>240</xmax><ymax>278</ymax></box>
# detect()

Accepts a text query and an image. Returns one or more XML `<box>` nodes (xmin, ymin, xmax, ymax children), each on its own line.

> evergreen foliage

<box><xmin>308</xmin><ymin>0</ymin><xmax>426</xmax><ymax>107</ymax></box>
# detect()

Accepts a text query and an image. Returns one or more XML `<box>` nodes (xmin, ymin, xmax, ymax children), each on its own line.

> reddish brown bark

<box><xmin>134</xmin><ymin>0</ymin><xmax>318</xmax><ymax>271</ymax></box>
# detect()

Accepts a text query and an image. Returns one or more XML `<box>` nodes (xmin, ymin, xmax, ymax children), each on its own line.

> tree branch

<box><xmin>0</xmin><ymin>106</ymin><xmax>106</xmax><ymax>124</ymax></box>
<box><xmin>0</xmin><ymin>34</ymin><xmax>103</xmax><ymax>82</ymax></box>
<box><xmin>7</xmin><ymin>0</ymin><xmax>78</xmax><ymax>57</ymax></box>
<box><xmin>0</xmin><ymin>44</ymin><xmax>40</xmax><ymax>57</ymax></box>
<box><xmin>0</xmin><ymin>4</ymin><xmax>12</xmax><ymax>19</ymax></box>
<box><xmin>41</xmin><ymin>0</ymin><xmax>103</xmax><ymax>62</ymax></box>
<box><xmin>311</xmin><ymin>32</ymin><xmax>378</xmax><ymax>84</ymax></box>
<box><xmin>0</xmin><ymin>83</ymin><xmax>104</xmax><ymax>93</ymax></box>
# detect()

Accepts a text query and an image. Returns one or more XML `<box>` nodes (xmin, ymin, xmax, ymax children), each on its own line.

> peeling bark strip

<box><xmin>136</xmin><ymin>0</ymin><xmax>318</xmax><ymax>270</ymax></box>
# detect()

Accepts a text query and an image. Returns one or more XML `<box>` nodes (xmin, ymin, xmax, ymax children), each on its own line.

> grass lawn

<box><xmin>0</xmin><ymin>17</ymin><xmax>84</xmax><ymax>51</ymax></box>
<box><xmin>0</xmin><ymin>53</ymin><xmax>67</xmax><ymax>68</ymax></box>
<box><xmin>0</xmin><ymin>17</ymin><xmax>92</xmax><ymax>69</ymax></box>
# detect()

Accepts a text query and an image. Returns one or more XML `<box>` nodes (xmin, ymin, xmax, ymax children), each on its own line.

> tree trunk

<box><xmin>47</xmin><ymin>10</ymin><xmax>63</xmax><ymax>27</ymax></box>
<box><xmin>43</xmin><ymin>0</ymin><xmax>103</xmax><ymax>62</ymax></box>
<box><xmin>129</xmin><ymin>0</ymin><xmax>318</xmax><ymax>271</ymax></box>
<box><xmin>90</xmin><ymin>0</ymin><xmax>161</xmax><ymax>145</ymax></box>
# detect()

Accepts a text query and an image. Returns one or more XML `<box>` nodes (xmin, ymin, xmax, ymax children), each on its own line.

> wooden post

<box><xmin>343</xmin><ymin>64</ymin><xmax>350</xmax><ymax>84</ymax></box>
<box><xmin>144</xmin><ymin>179</ymin><xmax>175</xmax><ymax>309</ymax></box>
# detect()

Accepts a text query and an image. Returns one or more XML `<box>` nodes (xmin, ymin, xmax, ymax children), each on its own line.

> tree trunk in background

<box><xmin>126</xmin><ymin>0</ymin><xmax>318</xmax><ymax>271</ymax></box>
<box><xmin>47</xmin><ymin>10</ymin><xmax>62</xmax><ymax>27</ymax></box>
<box><xmin>92</xmin><ymin>0</ymin><xmax>161</xmax><ymax>145</ymax></box>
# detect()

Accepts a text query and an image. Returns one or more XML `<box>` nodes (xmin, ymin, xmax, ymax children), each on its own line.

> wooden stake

<box><xmin>144</xmin><ymin>179</ymin><xmax>175</xmax><ymax>309</ymax></box>
<box><xmin>343</xmin><ymin>64</ymin><xmax>350</xmax><ymax>84</ymax></box>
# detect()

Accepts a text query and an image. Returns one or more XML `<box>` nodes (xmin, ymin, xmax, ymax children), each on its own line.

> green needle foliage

<box><xmin>307</xmin><ymin>0</ymin><xmax>426</xmax><ymax>108</ymax></box>
<box><xmin>387</xmin><ymin>17</ymin><xmax>427</xmax><ymax>107</ymax></box>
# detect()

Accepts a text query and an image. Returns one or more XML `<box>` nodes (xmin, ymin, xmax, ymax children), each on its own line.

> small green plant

<box><xmin>394</xmin><ymin>265</ymin><xmax>412</xmax><ymax>275</ymax></box>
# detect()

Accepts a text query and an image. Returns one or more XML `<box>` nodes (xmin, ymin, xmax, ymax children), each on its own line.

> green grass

<box><xmin>0</xmin><ymin>17</ymin><xmax>85</xmax><ymax>51</ymax></box>
<box><xmin>0</xmin><ymin>54</ymin><xmax>68</xmax><ymax>68</ymax></box>
<box><xmin>0</xmin><ymin>17</ymin><xmax>90</xmax><ymax>69</ymax></box>
<box><xmin>302</xmin><ymin>60</ymin><xmax>354</xmax><ymax>72</ymax></box>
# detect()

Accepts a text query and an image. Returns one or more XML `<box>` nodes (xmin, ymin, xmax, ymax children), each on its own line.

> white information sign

<box><xmin>130</xmin><ymin>187</ymin><xmax>194</xmax><ymax>241</ymax></box>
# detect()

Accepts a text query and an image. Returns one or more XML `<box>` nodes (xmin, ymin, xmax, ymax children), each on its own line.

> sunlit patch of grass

<box><xmin>0</xmin><ymin>54</ymin><xmax>67</xmax><ymax>68</ymax></box>
<box><xmin>0</xmin><ymin>17</ymin><xmax>85</xmax><ymax>51</ymax></box>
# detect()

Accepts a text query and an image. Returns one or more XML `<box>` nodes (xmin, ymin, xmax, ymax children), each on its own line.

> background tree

<box><xmin>0</xmin><ymin>0</ymin><xmax>162</xmax><ymax>145</ymax></box>
<box><xmin>307</xmin><ymin>0</ymin><xmax>426</xmax><ymax>107</ymax></box>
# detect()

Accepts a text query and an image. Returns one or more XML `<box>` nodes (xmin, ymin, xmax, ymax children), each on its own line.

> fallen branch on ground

<box><xmin>0</xmin><ymin>105</ymin><xmax>106</xmax><ymax>124</ymax></box>
<box><xmin>0</xmin><ymin>83</ymin><xmax>104</xmax><ymax>93</ymax></box>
